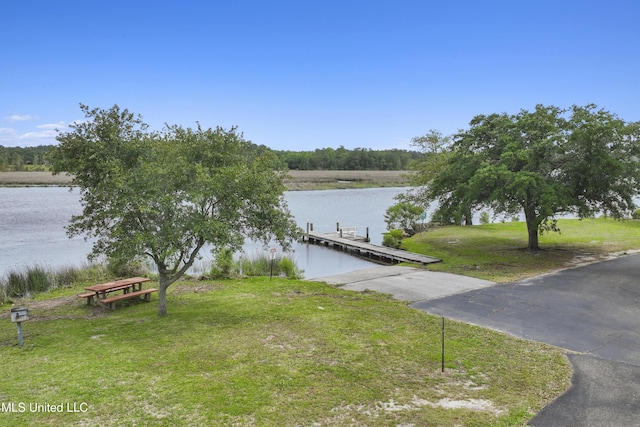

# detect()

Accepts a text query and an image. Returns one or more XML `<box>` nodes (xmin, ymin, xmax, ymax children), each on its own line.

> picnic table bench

<box><xmin>100</xmin><ymin>288</ymin><xmax>158</xmax><ymax>310</ymax></box>
<box><xmin>78</xmin><ymin>277</ymin><xmax>157</xmax><ymax>309</ymax></box>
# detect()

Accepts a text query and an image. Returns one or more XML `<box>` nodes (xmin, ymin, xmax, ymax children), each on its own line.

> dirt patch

<box><xmin>170</xmin><ymin>281</ymin><xmax>224</xmax><ymax>295</ymax></box>
<box><xmin>562</xmin><ymin>249</ymin><xmax>640</xmax><ymax>270</ymax></box>
<box><xmin>329</xmin><ymin>396</ymin><xmax>503</xmax><ymax>418</ymax></box>
<box><xmin>0</xmin><ymin>296</ymin><xmax>75</xmax><ymax>317</ymax></box>
<box><xmin>0</xmin><ymin>295</ymin><xmax>107</xmax><ymax>320</ymax></box>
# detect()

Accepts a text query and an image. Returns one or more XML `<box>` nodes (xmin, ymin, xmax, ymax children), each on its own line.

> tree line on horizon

<box><xmin>0</xmin><ymin>145</ymin><xmax>52</xmax><ymax>171</ymax></box>
<box><xmin>0</xmin><ymin>144</ymin><xmax>422</xmax><ymax>172</ymax></box>
<box><xmin>273</xmin><ymin>146</ymin><xmax>421</xmax><ymax>170</ymax></box>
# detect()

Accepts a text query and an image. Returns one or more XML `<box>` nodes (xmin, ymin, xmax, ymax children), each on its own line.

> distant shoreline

<box><xmin>0</xmin><ymin>171</ymin><xmax>75</xmax><ymax>186</ymax></box>
<box><xmin>0</xmin><ymin>170</ymin><xmax>410</xmax><ymax>190</ymax></box>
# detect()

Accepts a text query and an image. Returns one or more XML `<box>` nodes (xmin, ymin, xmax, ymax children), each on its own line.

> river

<box><xmin>0</xmin><ymin>187</ymin><xmax>406</xmax><ymax>279</ymax></box>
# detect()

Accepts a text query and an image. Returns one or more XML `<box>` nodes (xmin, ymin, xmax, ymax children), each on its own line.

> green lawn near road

<box><xmin>0</xmin><ymin>278</ymin><xmax>570</xmax><ymax>426</ymax></box>
<box><xmin>403</xmin><ymin>218</ymin><xmax>640</xmax><ymax>282</ymax></box>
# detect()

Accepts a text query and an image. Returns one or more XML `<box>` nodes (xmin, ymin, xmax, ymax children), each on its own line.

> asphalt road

<box><xmin>412</xmin><ymin>254</ymin><xmax>640</xmax><ymax>427</ymax></box>
<box><xmin>315</xmin><ymin>255</ymin><xmax>640</xmax><ymax>426</ymax></box>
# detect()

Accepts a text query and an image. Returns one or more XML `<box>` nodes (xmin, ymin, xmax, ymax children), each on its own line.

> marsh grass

<box><xmin>2</xmin><ymin>265</ymin><xmax>52</xmax><ymax>299</ymax></box>
<box><xmin>403</xmin><ymin>218</ymin><xmax>640</xmax><ymax>282</ymax></box>
<box><xmin>0</xmin><ymin>170</ymin><xmax>410</xmax><ymax>190</ymax></box>
<box><xmin>0</xmin><ymin>277</ymin><xmax>570</xmax><ymax>426</ymax></box>
<box><xmin>0</xmin><ymin>263</ymin><xmax>113</xmax><ymax>304</ymax></box>
<box><xmin>284</xmin><ymin>170</ymin><xmax>409</xmax><ymax>190</ymax></box>
<box><xmin>209</xmin><ymin>251</ymin><xmax>304</xmax><ymax>279</ymax></box>
<box><xmin>237</xmin><ymin>253</ymin><xmax>303</xmax><ymax>279</ymax></box>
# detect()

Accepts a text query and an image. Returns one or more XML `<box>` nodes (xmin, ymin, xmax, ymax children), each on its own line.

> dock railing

<box><xmin>339</xmin><ymin>227</ymin><xmax>357</xmax><ymax>238</ymax></box>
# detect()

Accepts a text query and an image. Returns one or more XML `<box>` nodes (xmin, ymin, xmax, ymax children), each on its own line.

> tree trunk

<box><xmin>527</xmin><ymin>222</ymin><xmax>539</xmax><ymax>251</ymax></box>
<box><xmin>524</xmin><ymin>206</ymin><xmax>541</xmax><ymax>251</ymax></box>
<box><xmin>157</xmin><ymin>272</ymin><xmax>169</xmax><ymax>317</ymax></box>
<box><xmin>463</xmin><ymin>207</ymin><xmax>473</xmax><ymax>226</ymax></box>
<box><xmin>154</xmin><ymin>241</ymin><xmax>205</xmax><ymax>316</ymax></box>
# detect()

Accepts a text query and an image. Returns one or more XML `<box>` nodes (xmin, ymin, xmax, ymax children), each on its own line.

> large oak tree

<box><xmin>50</xmin><ymin>105</ymin><xmax>300</xmax><ymax>315</ymax></box>
<box><xmin>414</xmin><ymin>104</ymin><xmax>640</xmax><ymax>250</ymax></box>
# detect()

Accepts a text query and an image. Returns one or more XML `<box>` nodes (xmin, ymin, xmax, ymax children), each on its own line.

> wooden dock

<box><xmin>302</xmin><ymin>228</ymin><xmax>441</xmax><ymax>266</ymax></box>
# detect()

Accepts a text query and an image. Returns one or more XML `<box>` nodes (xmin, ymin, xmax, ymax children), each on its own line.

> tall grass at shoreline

<box><xmin>210</xmin><ymin>250</ymin><xmax>304</xmax><ymax>279</ymax></box>
<box><xmin>0</xmin><ymin>251</ymin><xmax>303</xmax><ymax>305</ymax></box>
<box><xmin>0</xmin><ymin>263</ymin><xmax>113</xmax><ymax>304</ymax></box>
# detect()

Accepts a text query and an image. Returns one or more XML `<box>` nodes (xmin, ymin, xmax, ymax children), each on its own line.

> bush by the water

<box><xmin>382</xmin><ymin>229</ymin><xmax>404</xmax><ymax>248</ymax></box>
<box><xmin>107</xmin><ymin>257</ymin><xmax>150</xmax><ymax>278</ymax></box>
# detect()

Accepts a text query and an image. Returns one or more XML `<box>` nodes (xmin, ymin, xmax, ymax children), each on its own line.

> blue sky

<box><xmin>2</xmin><ymin>0</ymin><xmax>639</xmax><ymax>150</ymax></box>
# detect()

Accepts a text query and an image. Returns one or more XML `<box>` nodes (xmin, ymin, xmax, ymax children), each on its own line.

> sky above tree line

<box><xmin>2</xmin><ymin>0</ymin><xmax>639</xmax><ymax>150</ymax></box>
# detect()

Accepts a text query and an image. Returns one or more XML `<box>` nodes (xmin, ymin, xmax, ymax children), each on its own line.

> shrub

<box><xmin>479</xmin><ymin>211</ymin><xmax>490</xmax><ymax>224</ymax></box>
<box><xmin>384</xmin><ymin>202</ymin><xmax>424</xmax><ymax>234</ymax></box>
<box><xmin>279</xmin><ymin>256</ymin><xmax>304</xmax><ymax>279</ymax></box>
<box><xmin>632</xmin><ymin>209</ymin><xmax>640</xmax><ymax>220</ymax></box>
<box><xmin>382</xmin><ymin>229</ymin><xmax>404</xmax><ymax>248</ymax></box>
<box><xmin>107</xmin><ymin>257</ymin><xmax>149</xmax><ymax>278</ymax></box>
<box><xmin>210</xmin><ymin>247</ymin><xmax>237</xmax><ymax>278</ymax></box>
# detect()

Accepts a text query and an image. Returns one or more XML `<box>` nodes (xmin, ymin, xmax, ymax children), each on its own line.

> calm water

<box><xmin>0</xmin><ymin>187</ymin><xmax>406</xmax><ymax>279</ymax></box>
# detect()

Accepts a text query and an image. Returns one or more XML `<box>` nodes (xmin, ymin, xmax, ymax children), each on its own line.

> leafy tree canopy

<box><xmin>50</xmin><ymin>104</ymin><xmax>301</xmax><ymax>315</ymax></box>
<box><xmin>384</xmin><ymin>201</ymin><xmax>424</xmax><ymax>233</ymax></box>
<box><xmin>408</xmin><ymin>104</ymin><xmax>640</xmax><ymax>250</ymax></box>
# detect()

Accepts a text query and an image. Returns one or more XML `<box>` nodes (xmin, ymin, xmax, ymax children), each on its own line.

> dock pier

<box><xmin>302</xmin><ymin>223</ymin><xmax>441</xmax><ymax>266</ymax></box>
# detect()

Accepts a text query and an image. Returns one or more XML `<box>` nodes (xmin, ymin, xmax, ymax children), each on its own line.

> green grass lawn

<box><xmin>403</xmin><ymin>218</ymin><xmax>640</xmax><ymax>282</ymax></box>
<box><xmin>0</xmin><ymin>277</ymin><xmax>570</xmax><ymax>426</ymax></box>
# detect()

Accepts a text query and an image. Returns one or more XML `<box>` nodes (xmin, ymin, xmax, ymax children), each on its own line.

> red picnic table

<box><xmin>78</xmin><ymin>277</ymin><xmax>156</xmax><ymax>309</ymax></box>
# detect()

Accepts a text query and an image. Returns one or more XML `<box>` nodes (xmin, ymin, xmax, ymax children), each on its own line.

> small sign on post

<box><xmin>10</xmin><ymin>307</ymin><xmax>29</xmax><ymax>347</ymax></box>
<box><xmin>269</xmin><ymin>248</ymin><xmax>277</xmax><ymax>280</ymax></box>
<box><xmin>10</xmin><ymin>307</ymin><xmax>29</xmax><ymax>323</ymax></box>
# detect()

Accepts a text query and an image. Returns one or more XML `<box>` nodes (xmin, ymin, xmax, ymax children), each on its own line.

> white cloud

<box><xmin>0</xmin><ymin>120</ymin><xmax>67</xmax><ymax>146</ymax></box>
<box><xmin>0</xmin><ymin>127</ymin><xmax>18</xmax><ymax>142</ymax></box>
<box><xmin>37</xmin><ymin>121</ymin><xmax>66</xmax><ymax>130</ymax></box>
<box><xmin>19</xmin><ymin>129</ymin><xmax>58</xmax><ymax>140</ymax></box>
<box><xmin>0</xmin><ymin>127</ymin><xmax>59</xmax><ymax>147</ymax></box>
<box><xmin>5</xmin><ymin>114</ymin><xmax>33</xmax><ymax>122</ymax></box>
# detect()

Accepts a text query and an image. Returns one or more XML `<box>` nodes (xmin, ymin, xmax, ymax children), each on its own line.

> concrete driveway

<box><xmin>312</xmin><ymin>265</ymin><xmax>495</xmax><ymax>301</ymax></box>
<box><xmin>314</xmin><ymin>255</ymin><xmax>640</xmax><ymax>426</ymax></box>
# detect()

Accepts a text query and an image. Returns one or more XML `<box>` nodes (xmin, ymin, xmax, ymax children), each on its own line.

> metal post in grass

<box><xmin>441</xmin><ymin>316</ymin><xmax>445</xmax><ymax>373</ymax></box>
<box><xmin>269</xmin><ymin>247</ymin><xmax>277</xmax><ymax>280</ymax></box>
<box><xmin>10</xmin><ymin>307</ymin><xmax>29</xmax><ymax>347</ymax></box>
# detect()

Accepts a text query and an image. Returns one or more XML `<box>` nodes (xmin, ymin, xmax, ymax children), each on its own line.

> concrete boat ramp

<box><xmin>311</xmin><ymin>265</ymin><xmax>495</xmax><ymax>301</ymax></box>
